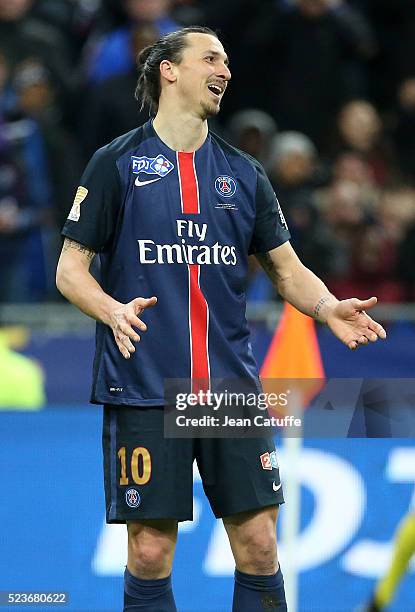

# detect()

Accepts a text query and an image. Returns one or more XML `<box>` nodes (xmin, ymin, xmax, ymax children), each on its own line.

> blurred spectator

<box><xmin>320</xmin><ymin>183</ymin><xmax>415</xmax><ymax>301</ymax></box>
<box><xmin>85</xmin><ymin>0</ymin><xmax>180</xmax><ymax>84</ymax></box>
<box><xmin>268</xmin><ymin>131</ymin><xmax>335</xmax><ymax>278</ymax></box>
<box><xmin>328</xmin><ymin>99</ymin><xmax>398</xmax><ymax>185</ymax></box>
<box><xmin>31</xmin><ymin>0</ymin><xmax>101</xmax><ymax>64</ymax></box>
<box><xmin>0</xmin><ymin>54</ymin><xmax>54</xmax><ymax>302</ymax></box>
<box><xmin>332</xmin><ymin>151</ymin><xmax>379</xmax><ymax>211</ymax></box>
<box><xmin>0</xmin><ymin>1</ymin><xmax>412</xmax><ymax>305</ymax></box>
<box><xmin>351</xmin><ymin>187</ymin><xmax>415</xmax><ymax>301</ymax></box>
<box><xmin>226</xmin><ymin>109</ymin><xmax>277</xmax><ymax>164</ymax></box>
<box><xmin>244</xmin><ymin>0</ymin><xmax>376</xmax><ymax>147</ymax></box>
<box><xmin>13</xmin><ymin>59</ymin><xmax>83</xmax><ymax>230</ymax></box>
<box><xmin>0</xmin><ymin>0</ymin><xmax>74</xmax><ymax>118</ymax></box>
<box><xmin>318</xmin><ymin>178</ymin><xmax>370</xmax><ymax>294</ymax></box>
<box><xmin>268</xmin><ymin>131</ymin><xmax>318</xmax><ymax>192</ymax></box>
<box><xmin>79</xmin><ymin>24</ymin><xmax>157</xmax><ymax>159</ymax></box>
<box><xmin>393</xmin><ymin>78</ymin><xmax>415</xmax><ymax>184</ymax></box>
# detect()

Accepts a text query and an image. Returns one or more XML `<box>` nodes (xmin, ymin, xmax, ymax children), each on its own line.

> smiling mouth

<box><xmin>207</xmin><ymin>84</ymin><xmax>224</xmax><ymax>98</ymax></box>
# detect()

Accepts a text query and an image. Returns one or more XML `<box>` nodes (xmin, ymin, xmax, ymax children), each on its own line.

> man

<box><xmin>56</xmin><ymin>26</ymin><xmax>386</xmax><ymax>612</ymax></box>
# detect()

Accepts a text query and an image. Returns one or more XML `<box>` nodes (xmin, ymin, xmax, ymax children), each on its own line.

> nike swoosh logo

<box><xmin>135</xmin><ymin>177</ymin><xmax>162</xmax><ymax>187</ymax></box>
<box><xmin>273</xmin><ymin>482</ymin><xmax>282</xmax><ymax>492</ymax></box>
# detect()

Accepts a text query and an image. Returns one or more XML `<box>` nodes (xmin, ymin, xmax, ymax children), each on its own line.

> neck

<box><xmin>152</xmin><ymin>104</ymin><xmax>209</xmax><ymax>152</ymax></box>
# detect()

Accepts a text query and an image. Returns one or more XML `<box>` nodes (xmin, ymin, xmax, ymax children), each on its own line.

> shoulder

<box><xmin>90</xmin><ymin>124</ymin><xmax>148</xmax><ymax>167</ymax></box>
<box><xmin>209</xmin><ymin>131</ymin><xmax>264</xmax><ymax>176</ymax></box>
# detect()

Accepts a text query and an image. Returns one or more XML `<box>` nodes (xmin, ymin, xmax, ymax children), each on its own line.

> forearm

<box><xmin>57</xmin><ymin>264</ymin><xmax>121</xmax><ymax>326</ymax></box>
<box><xmin>56</xmin><ymin>239</ymin><xmax>121</xmax><ymax>326</ymax></box>
<box><xmin>256</xmin><ymin>247</ymin><xmax>338</xmax><ymax>323</ymax></box>
<box><xmin>257</xmin><ymin>244</ymin><xmax>386</xmax><ymax>349</ymax></box>
<box><xmin>277</xmin><ymin>260</ymin><xmax>338</xmax><ymax>323</ymax></box>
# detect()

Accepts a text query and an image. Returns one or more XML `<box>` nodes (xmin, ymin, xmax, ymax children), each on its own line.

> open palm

<box><xmin>326</xmin><ymin>297</ymin><xmax>387</xmax><ymax>350</ymax></box>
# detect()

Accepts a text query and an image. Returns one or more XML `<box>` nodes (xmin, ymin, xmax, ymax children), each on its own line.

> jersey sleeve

<box><xmin>249</xmin><ymin>163</ymin><xmax>291</xmax><ymax>255</ymax></box>
<box><xmin>61</xmin><ymin>147</ymin><xmax>121</xmax><ymax>252</ymax></box>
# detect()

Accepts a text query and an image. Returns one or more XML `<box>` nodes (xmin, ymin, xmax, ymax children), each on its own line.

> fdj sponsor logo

<box><xmin>215</xmin><ymin>175</ymin><xmax>237</xmax><ymax>198</ymax></box>
<box><xmin>125</xmin><ymin>488</ymin><xmax>141</xmax><ymax>508</ymax></box>
<box><xmin>131</xmin><ymin>154</ymin><xmax>174</xmax><ymax>177</ymax></box>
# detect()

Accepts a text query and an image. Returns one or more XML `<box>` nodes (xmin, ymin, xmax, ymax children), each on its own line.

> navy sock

<box><xmin>123</xmin><ymin>567</ymin><xmax>177</xmax><ymax>611</ymax></box>
<box><xmin>233</xmin><ymin>566</ymin><xmax>287</xmax><ymax>612</ymax></box>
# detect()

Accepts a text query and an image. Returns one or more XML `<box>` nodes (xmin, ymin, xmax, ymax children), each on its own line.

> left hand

<box><xmin>326</xmin><ymin>296</ymin><xmax>387</xmax><ymax>350</ymax></box>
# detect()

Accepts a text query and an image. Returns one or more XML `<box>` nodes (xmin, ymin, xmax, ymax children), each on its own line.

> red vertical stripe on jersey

<box><xmin>177</xmin><ymin>151</ymin><xmax>209</xmax><ymax>393</ymax></box>
<box><xmin>177</xmin><ymin>151</ymin><xmax>199</xmax><ymax>214</ymax></box>
<box><xmin>188</xmin><ymin>264</ymin><xmax>209</xmax><ymax>392</ymax></box>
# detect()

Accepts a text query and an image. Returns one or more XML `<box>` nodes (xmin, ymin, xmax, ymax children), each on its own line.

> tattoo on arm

<box><xmin>313</xmin><ymin>296</ymin><xmax>331</xmax><ymax>319</ymax></box>
<box><xmin>62</xmin><ymin>238</ymin><xmax>95</xmax><ymax>261</ymax></box>
<box><xmin>255</xmin><ymin>253</ymin><xmax>279</xmax><ymax>284</ymax></box>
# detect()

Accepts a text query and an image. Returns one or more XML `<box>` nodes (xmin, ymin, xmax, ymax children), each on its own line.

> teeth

<box><xmin>209</xmin><ymin>85</ymin><xmax>222</xmax><ymax>95</ymax></box>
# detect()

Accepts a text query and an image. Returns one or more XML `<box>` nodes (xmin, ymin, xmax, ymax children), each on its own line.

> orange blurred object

<box><xmin>260</xmin><ymin>303</ymin><xmax>325</xmax><ymax>414</ymax></box>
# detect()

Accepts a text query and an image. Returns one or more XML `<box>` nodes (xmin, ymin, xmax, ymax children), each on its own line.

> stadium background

<box><xmin>0</xmin><ymin>0</ymin><xmax>414</xmax><ymax>610</ymax></box>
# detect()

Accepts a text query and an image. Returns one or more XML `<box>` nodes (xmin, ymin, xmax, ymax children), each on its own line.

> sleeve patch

<box><xmin>68</xmin><ymin>186</ymin><xmax>89</xmax><ymax>222</ymax></box>
<box><xmin>276</xmin><ymin>196</ymin><xmax>288</xmax><ymax>231</ymax></box>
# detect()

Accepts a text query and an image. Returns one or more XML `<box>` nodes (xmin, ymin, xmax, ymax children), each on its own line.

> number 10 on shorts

<box><xmin>117</xmin><ymin>446</ymin><xmax>152</xmax><ymax>486</ymax></box>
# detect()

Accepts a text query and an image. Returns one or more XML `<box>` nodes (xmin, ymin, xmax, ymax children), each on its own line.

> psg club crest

<box><xmin>131</xmin><ymin>154</ymin><xmax>174</xmax><ymax>178</ymax></box>
<box><xmin>125</xmin><ymin>488</ymin><xmax>141</xmax><ymax>508</ymax></box>
<box><xmin>215</xmin><ymin>175</ymin><xmax>237</xmax><ymax>198</ymax></box>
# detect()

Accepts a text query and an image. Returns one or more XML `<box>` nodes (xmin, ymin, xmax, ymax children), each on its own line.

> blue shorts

<box><xmin>103</xmin><ymin>404</ymin><xmax>284</xmax><ymax>523</ymax></box>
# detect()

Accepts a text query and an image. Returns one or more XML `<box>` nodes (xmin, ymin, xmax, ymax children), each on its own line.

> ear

<box><xmin>159</xmin><ymin>59</ymin><xmax>177</xmax><ymax>83</ymax></box>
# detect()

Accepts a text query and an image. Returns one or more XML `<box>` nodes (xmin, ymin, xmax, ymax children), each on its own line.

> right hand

<box><xmin>109</xmin><ymin>296</ymin><xmax>157</xmax><ymax>359</ymax></box>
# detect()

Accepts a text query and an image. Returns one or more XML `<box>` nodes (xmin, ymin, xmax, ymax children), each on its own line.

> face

<box><xmin>171</xmin><ymin>33</ymin><xmax>231</xmax><ymax>119</ymax></box>
<box><xmin>325</xmin><ymin>180</ymin><xmax>364</xmax><ymax>226</ymax></box>
<box><xmin>274</xmin><ymin>153</ymin><xmax>314</xmax><ymax>186</ymax></box>
<box><xmin>334</xmin><ymin>153</ymin><xmax>371</xmax><ymax>185</ymax></box>
<box><xmin>338</xmin><ymin>101</ymin><xmax>381</xmax><ymax>152</ymax></box>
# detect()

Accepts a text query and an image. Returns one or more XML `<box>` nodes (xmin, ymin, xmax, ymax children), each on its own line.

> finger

<box><xmin>115</xmin><ymin>337</ymin><xmax>131</xmax><ymax>359</ymax></box>
<box><xmin>352</xmin><ymin>296</ymin><xmax>377</xmax><ymax>311</ymax></box>
<box><xmin>117</xmin><ymin>332</ymin><xmax>136</xmax><ymax>353</ymax></box>
<box><xmin>357</xmin><ymin>335</ymin><xmax>369</xmax><ymax>345</ymax></box>
<box><xmin>368</xmin><ymin>319</ymin><xmax>387</xmax><ymax>339</ymax></box>
<box><xmin>128</xmin><ymin>314</ymin><xmax>147</xmax><ymax>332</ymax></box>
<box><xmin>349</xmin><ymin>340</ymin><xmax>358</xmax><ymax>350</ymax></box>
<box><xmin>119</xmin><ymin>322</ymin><xmax>141</xmax><ymax>343</ymax></box>
<box><xmin>132</xmin><ymin>296</ymin><xmax>157</xmax><ymax>313</ymax></box>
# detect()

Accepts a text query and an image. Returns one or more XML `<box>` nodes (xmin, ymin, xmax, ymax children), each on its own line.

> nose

<box><xmin>217</xmin><ymin>62</ymin><xmax>231</xmax><ymax>82</ymax></box>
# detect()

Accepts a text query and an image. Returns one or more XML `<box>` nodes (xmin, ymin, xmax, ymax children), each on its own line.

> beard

<box><xmin>200</xmin><ymin>99</ymin><xmax>220</xmax><ymax>120</ymax></box>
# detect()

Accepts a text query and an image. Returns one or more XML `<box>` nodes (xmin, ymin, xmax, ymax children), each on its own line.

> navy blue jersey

<box><xmin>62</xmin><ymin>120</ymin><xmax>290</xmax><ymax>405</ymax></box>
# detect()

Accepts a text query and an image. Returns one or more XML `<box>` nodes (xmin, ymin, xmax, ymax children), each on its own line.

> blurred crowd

<box><xmin>1</xmin><ymin>0</ymin><xmax>415</xmax><ymax>302</ymax></box>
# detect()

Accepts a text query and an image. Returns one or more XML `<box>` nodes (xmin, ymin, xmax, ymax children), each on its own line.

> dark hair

<box><xmin>135</xmin><ymin>26</ymin><xmax>218</xmax><ymax>115</ymax></box>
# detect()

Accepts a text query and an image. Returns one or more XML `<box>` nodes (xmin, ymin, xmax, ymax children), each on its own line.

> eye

<box><xmin>205</xmin><ymin>56</ymin><xmax>215</xmax><ymax>63</ymax></box>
